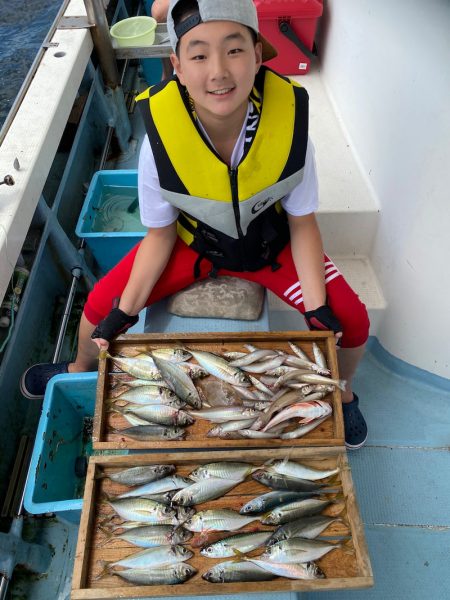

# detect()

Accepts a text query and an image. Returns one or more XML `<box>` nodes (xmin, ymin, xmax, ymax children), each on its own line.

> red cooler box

<box><xmin>254</xmin><ymin>0</ymin><xmax>323</xmax><ymax>75</ymax></box>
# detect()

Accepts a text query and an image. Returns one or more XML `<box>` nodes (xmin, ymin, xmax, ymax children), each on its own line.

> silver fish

<box><xmin>188</xmin><ymin>406</ymin><xmax>261</xmax><ymax>423</ymax></box>
<box><xmin>101</xmin><ymin>464</ymin><xmax>175</xmax><ymax>486</ymax></box>
<box><xmin>207</xmin><ymin>418</ymin><xmax>256</xmax><ymax>437</ymax></box>
<box><xmin>261</xmin><ymin>537</ymin><xmax>341</xmax><ymax>563</ymax></box>
<box><xmin>253</xmin><ymin>470</ymin><xmax>325</xmax><ymax>493</ymax></box>
<box><xmin>239</xmin><ymin>557</ymin><xmax>325</xmax><ymax>580</ymax></box>
<box><xmin>312</xmin><ymin>342</ymin><xmax>328</xmax><ymax>370</ymax></box>
<box><xmin>116</xmin><ymin>475</ymin><xmax>193</xmax><ymax>499</ymax></box>
<box><xmin>201</xmin><ymin>531</ymin><xmax>273</xmax><ymax>558</ymax></box>
<box><xmin>266</xmin><ymin>459</ymin><xmax>339</xmax><ymax>481</ymax></box>
<box><xmin>112</xmin><ymin>424</ymin><xmax>186</xmax><ymax>441</ymax></box>
<box><xmin>184</xmin><ymin>509</ymin><xmax>259</xmax><ymax>532</ymax></box>
<box><xmin>103</xmin><ymin>524</ymin><xmax>192</xmax><ymax>548</ymax></box>
<box><xmin>189</xmin><ymin>461</ymin><xmax>258</xmax><ymax>482</ymax></box>
<box><xmin>186</xmin><ymin>348</ymin><xmax>251</xmax><ymax>386</ymax></box>
<box><xmin>150</xmin><ymin>347</ymin><xmax>192</xmax><ymax>363</ymax></box>
<box><xmin>107</xmin><ymin>544</ymin><xmax>193</xmax><ymax>570</ymax></box>
<box><xmin>151</xmin><ymin>355</ymin><xmax>202</xmax><ymax>408</ymax></box>
<box><xmin>108</xmin><ymin>386</ymin><xmax>181</xmax><ymax>406</ymax></box>
<box><xmin>297</xmin><ymin>372</ymin><xmax>345</xmax><ymax>389</ymax></box>
<box><xmin>110</xmin><ymin>375</ymin><xmax>171</xmax><ymax>390</ymax></box>
<box><xmin>240</xmin><ymin>491</ymin><xmax>316</xmax><ymax>514</ymax></box>
<box><xmin>228</xmin><ymin>349</ymin><xmax>278</xmax><ymax>367</ymax></box>
<box><xmin>261</xmin><ymin>498</ymin><xmax>332</xmax><ymax>525</ymax></box>
<box><xmin>268</xmin><ymin>515</ymin><xmax>341</xmax><ymax>543</ymax></box>
<box><xmin>284</xmin><ymin>355</ymin><xmax>331</xmax><ymax>376</ymax></box>
<box><xmin>280</xmin><ymin>415</ymin><xmax>329</xmax><ymax>439</ymax></box>
<box><xmin>112</xmin><ymin>563</ymin><xmax>196</xmax><ymax>585</ymax></box>
<box><xmin>202</xmin><ymin>560</ymin><xmax>275</xmax><ymax>583</ymax></box>
<box><xmin>106</xmin><ymin>354</ymin><xmax>162</xmax><ymax>380</ymax></box>
<box><xmin>262</xmin><ymin>400</ymin><xmax>332</xmax><ymax>431</ymax></box>
<box><xmin>288</xmin><ymin>341</ymin><xmax>310</xmax><ymax>361</ymax></box>
<box><xmin>241</xmin><ymin>356</ymin><xmax>285</xmax><ymax>373</ymax></box>
<box><xmin>172</xmin><ymin>477</ymin><xmax>239</xmax><ymax>506</ymax></box>
<box><xmin>106</xmin><ymin>497</ymin><xmax>177</xmax><ymax>523</ymax></box>
<box><xmin>111</xmin><ymin>404</ymin><xmax>194</xmax><ymax>427</ymax></box>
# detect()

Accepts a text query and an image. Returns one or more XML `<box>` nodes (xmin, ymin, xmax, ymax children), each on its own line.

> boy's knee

<box><xmin>151</xmin><ymin>0</ymin><xmax>169</xmax><ymax>22</ymax></box>
<box><xmin>339</xmin><ymin>301</ymin><xmax>370</xmax><ymax>348</ymax></box>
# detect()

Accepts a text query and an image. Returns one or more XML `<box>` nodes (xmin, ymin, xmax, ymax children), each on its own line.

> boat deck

<box><xmin>11</xmin><ymin>337</ymin><xmax>450</xmax><ymax>600</ymax></box>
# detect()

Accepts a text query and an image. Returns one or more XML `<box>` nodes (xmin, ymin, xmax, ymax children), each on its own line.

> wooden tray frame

<box><xmin>93</xmin><ymin>331</ymin><xmax>344</xmax><ymax>450</ymax></box>
<box><xmin>71</xmin><ymin>448</ymin><xmax>373</xmax><ymax>599</ymax></box>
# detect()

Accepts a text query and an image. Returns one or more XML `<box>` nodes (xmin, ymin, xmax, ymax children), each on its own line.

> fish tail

<box><xmin>337</xmin><ymin>379</ymin><xmax>347</xmax><ymax>391</ymax></box>
<box><xmin>232</xmin><ymin>548</ymin><xmax>248</xmax><ymax>562</ymax></box>
<box><xmin>92</xmin><ymin>560</ymin><xmax>110</xmax><ymax>581</ymax></box>
<box><xmin>99</xmin><ymin>350</ymin><xmax>109</xmax><ymax>361</ymax></box>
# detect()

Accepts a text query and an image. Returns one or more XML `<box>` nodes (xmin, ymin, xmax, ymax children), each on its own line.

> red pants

<box><xmin>84</xmin><ymin>239</ymin><xmax>370</xmax><ymax>348</ymax></box>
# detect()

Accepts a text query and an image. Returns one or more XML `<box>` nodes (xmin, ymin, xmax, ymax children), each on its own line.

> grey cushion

<box><xmin>167</xmin><ymin>276</ymin><xmax>265</xmax><ymax>320</ymax></box>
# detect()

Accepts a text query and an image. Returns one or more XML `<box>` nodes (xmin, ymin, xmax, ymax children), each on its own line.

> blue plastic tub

<box><xmin>24</xmin><ymin>372</ymin><xmax>97</xmax><ymax>522</ymax></box>
<box><xmin>75</xmin><ymin>170</ymin><xmax>146</xmax><ymax>273</ymax></box>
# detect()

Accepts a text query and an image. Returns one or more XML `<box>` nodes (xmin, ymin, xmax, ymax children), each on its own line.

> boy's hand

<box><xmin>304</xmin><ymin>305</ymin><xmax>343</xmax><ymax>343</ymax></box>
<box><xmin>91</xmin><ymin>308</ymin><xmax>139</xmax><ymax>347</ymax></box>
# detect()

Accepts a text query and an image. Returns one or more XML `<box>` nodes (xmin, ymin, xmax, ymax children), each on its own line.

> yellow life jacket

<box><xmin>136</xmin><ymin>66</ymin><xmax>309</xmax><ymax>273</ymax></box>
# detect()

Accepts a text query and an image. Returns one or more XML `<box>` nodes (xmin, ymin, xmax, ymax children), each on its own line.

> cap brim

<box><xmin>258</xmin><ymin>33</ymin><xmax>278</xmax><ymax>63</ymax></box>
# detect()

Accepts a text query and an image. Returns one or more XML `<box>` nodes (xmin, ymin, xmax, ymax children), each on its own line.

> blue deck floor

<box><xmin>11</xmin><ymin>338</ymin><xmax>450</xmax><ymax>600</ymax></box>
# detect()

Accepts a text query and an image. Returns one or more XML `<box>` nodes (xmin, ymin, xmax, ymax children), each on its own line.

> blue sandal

<box><xmin>20</xmin><ymin>361</ymin><xmax>70</xmax><ymax>400</ymax></box>
<box><xmin>342</xmin><ymin>394</ymin><xmax>368</xmax><ymax>450</ymax></box>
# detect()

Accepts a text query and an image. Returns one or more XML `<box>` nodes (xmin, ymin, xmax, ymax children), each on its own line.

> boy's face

<box><xmin>170</xmin><ymin>20</ymin><xmax>262</xmax><ymax>124</ymax></box>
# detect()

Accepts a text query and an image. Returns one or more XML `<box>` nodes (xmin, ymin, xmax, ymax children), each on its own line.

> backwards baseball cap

<box><xmin>167</xmin><ymin>0</ymin><xmax>278</xmax><ymax>62</ymax></box>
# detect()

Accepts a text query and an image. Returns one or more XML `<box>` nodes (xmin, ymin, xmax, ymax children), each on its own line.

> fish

<box><xmin>253</xmin><ymin>470</ymin><xmax>325</xmax><ymax>493</ymax></box>
<box><xmin>99</xmin><ymin>464</ymin><xmax>175</xmax><ymax>486</ymax></box>
<box><xmin>207</xmin><ymin>418</ymin><xmax>257</xmax><ymax>437</ymax></box>
<box><xmin>110</xmin><ymin>375</ymin><xmax>171</xmax><ymax>389</ymax></box>
<box><xmin>189</xmin><ymin>461</ymin><xmax>258</xmax><ymax>482</ymax></box>
<box><xmin>280</xmin><ymin>415</ymin><xmax>329</xmax><ymax>439</ymax></box>
<box><xmin>268</xmin><ymin>515</ymin><xmax>342</xmax><ymax>543</ymax></box>
<box><xmin>201</xmin><ymin>530</ymin><xmax>273</xmax><ymax>558</ymax></box>
<box><xmin>184</xmin><ymin>509</ymin><xmax>259</xmax><ymax>532</ymax></box>
<box><xmin>195</xmin><ymin>379</ymin><xmax>243</xmax><ymax>407</ymax></box>
<box><xmin>186</xmin><ymin>348</ymin><xmax>251</xmax><ymax>386</ymax></box>
<box><xmin>106</xmin><ymin>354</ymin><xmax>162</xmax><ymax>380</ymax></box>
<box><xmin>241</xmin><ymin>356</ymin><xmax>285</xmax><ymax>373</ymax></box>
<box><xmin>101</xmin><ymin>544</ymin><xmax>193</xmax><ymax>571</ymax></box>
<box><xmin>151</xmin><ymin>355</ymin><xmax>202</xmax><ymax>408</ymax></box>
<box><xmin>112</xmin><ymin>425</ymin><xmax>186</xmax><ymax>441</ymax></box>
<box><xmin>111</xmin><ymin>563</ymin><xmax>196</xmax><ymax>585</ymax></box>
<box><xmin>261</xmin><ymin>537</ymin><xmax>341</xmax><ymax>563</ymax></box>
<box><xmin>296</xmin><ymin>373</ymin><xmax>346</xmax><ymax>389</ymax></box>
<box><xmin>111</xmin><ymin>404</ymin><xmax>194</xmax><ymax>427</ymax></box>
<box><xmin>172</xmin><ymin>477</ymin><xmax>240</xmax><ymax>506</ymax></box>
<box><xmin>149</xmin><ymin>347</ymin><xmax>192</xmax><ymax>363</ymax></box>
<box><xmin>116</xmin><ymin>475</ymin><xmax>193</xmax><ymax>499</ymax></box>
<box><xmin>236</xmin><ymin>555</ymin><xmax>325</xmax><ymax>580</ymax></box>
<box><xmin>312</xmin><ymin>342</ymin><xmax>328</xmax><ymax>370</ymax></box>
<box><xmin>261</xmin><ymin>497</ymin><xmax>333</xmax><ymax>525</ymax></box>
<box><xmin>106</xmin><ymin>497</ymin><xmax>177</xmax><ymax>524</ymax></box>
<box><xmin>273</xmin><ymin>368</ymin><xmax>314</xmax><ymax>389</ymax></box>
<box><xmin>266</xmin><ymin>459</ymin><xmax>339</xmax><ymax>481</ymax></box>
<box><xmin>288</xmin><ymin>341</ymin><xmax>310</xmax><ymax>361</ymax></box>
<box><xmin>188</xmin><ymin>406</ymin><xmax>261</xmax><ymax>423</ymax></box>
<box><xmin>262</xmin><ymin>400</ymin><xmax>332</xmax><ymax>431</ymax></box>
<box><xmin>228</xmin><ymin>349</ymin><xmax>278</xmax><ymax>367</ymax></box>
<box><xmin>240</xmin><ymin>490</ymin><xmax>317</xmax><ymax>514</ymax></box>
<box><xmin>101</xmin><ymin>524</ymin><xmax>192</xmax><ymax>548</ymax></box>
<box><xmin>107</xmin><ymin>386</ymin><xmax>182</xmax><ymax>406</ymax></box>
<box><xmin>202</xmin><ymin>560</ymin><xmax>275</xmax><ymax>583</ymax></box>
<box><xmin>250</xmin><ymin>390</ymin><xmax>304</xmax><ymax>431</ymax></box>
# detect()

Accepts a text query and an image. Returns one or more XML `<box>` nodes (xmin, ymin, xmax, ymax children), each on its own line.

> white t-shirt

<box><xmin>138</xmin><ymin>101</ymin><xmax>319</xmax><ymax>228</ymax></box>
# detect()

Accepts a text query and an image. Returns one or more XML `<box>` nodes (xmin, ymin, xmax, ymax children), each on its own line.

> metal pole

<box><xmin>52</xmin><ymin>268</ymin><xmax>82</xmax><ymax>364</ymax></box>
<box><xmin>83</xmin><ymin>0</ymin><xmax>121</xmax><ymax>89</ymax></box>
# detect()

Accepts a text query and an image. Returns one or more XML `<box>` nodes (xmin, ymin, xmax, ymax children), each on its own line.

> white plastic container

<box><xmin>110</xmin><ymin>16</ymin><xmax>157</xmax><ymax>47</ymax></box>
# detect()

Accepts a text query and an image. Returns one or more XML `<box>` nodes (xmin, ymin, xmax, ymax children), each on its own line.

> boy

<box><xmin>22</xmin><ymin>0</ymin><xmax>369</xmax><ymax>449</ymax></box>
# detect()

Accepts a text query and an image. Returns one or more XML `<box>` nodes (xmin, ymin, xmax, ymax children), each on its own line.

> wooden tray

<box><xmin>71</xmin><ymin>448</ymin><xmax>373</xmax><ymax>599</ymax></box>
<box><xmin>93</xmin><ymin>331</ymin><xmax>344</xmax><ymax>450</ymax></box>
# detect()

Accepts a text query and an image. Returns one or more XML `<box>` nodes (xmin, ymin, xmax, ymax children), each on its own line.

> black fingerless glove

<box><xmin>304</xmin><ymin>304</ymin><xmax>342</xmax><ymax>335</ymax></box>
<box><xmin>91</xmin><ymin>308</ymin><xmax>139</xmax><ymax>342</ymax></box>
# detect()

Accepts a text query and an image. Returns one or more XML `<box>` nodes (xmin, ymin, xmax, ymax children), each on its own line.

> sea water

<box><xmin>0</xmin><ymin>0</ymin><xmax>62</xmax><ymax>130</ymax></box>
<box><xmin>92</xmin><ymin>186</ymin><xmax>147</xmax><ymax>232</ymax></box>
